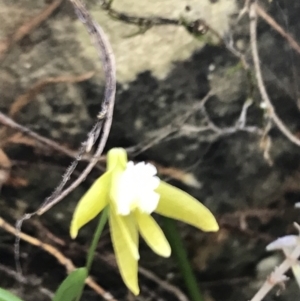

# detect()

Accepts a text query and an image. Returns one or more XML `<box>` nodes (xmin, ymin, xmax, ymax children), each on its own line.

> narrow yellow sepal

<box><xmin>155</xmin><ymin>181</ymin><xmax>219</xmax><ymax>232</ymax></box>
<box><xmin>70</xmin><ymin>171</ymin><xmax>111</xmax><ymax>239</ymax></box>
<box><xmin>135</xmin><ymin>210</ymin><xmax>171</xmax><ymax>258</ymax></box>
<box><xmin>107</xmin><ymin>148</ymin><xmax>128</xmax><ymax>207</ymax></box>
<box><xmin>109</xmin><ymin>208</ymin><xmax>139</xmax><ymax>295</ymax></box>
<box><xmin>107</xmin><ymin>148</ymin><xmax>127</xmax><ymax>171</ymax></box>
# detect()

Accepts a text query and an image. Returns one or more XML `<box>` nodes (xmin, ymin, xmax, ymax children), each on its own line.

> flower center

<box><xmin>115</xmin><ymin>162</ymin><xmax>160</xmax><ymax>215</ymax></box>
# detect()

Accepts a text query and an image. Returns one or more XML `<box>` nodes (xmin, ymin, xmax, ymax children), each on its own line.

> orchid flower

<box><xmin>70</xmin><ymin>148</ymin><xmax>218</xmax><ymax>295</ymax></box>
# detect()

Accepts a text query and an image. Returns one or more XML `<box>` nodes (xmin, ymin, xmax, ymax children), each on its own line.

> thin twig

<box><xmin>255</xmin><ymin>4</ymin><xmax>300</xmax><ymax>55</ymax></box>
<box><xmin>249</xmin><ymin>2</ymin><xmax>300</xmax><ymax>147</ymax></box>
<box><xmin>0</xmin><ymin>112</ymin><xmax>80</xmax><ymax>159</ymax></box>
<box><xmin>250</xmin><ymin>244</ymin><xmax>300</xmax><ymax>301</ymax></box>
<box><xmin>0</xmin><ymin>112</ymin><xmax>106</xmax><ymax>167</ymax></box>
<box><xmin>101</xmin><ymin>252</ymin><xmax>190</xmax><ymax>301</ymax></box>
<box><xmin>127</xmin><ymin>92</ymin><xmax>212</xmax><ymax>156</ymax></box>
<box><xmin>138</xmin><ymin>266</ymin><xmax>189</xmax><ymax>301</ymax></box>
<box><xmin>0</xmin><ymin>0</ymin><xmax>63</xmax><ymax>60</ymax></box>
<box><xmin>100</xmin><ymin>0</ymin><xmax>179</xmax><ymax>27</ymax></box>
<box><xmin>36</xmin><ymin>0</ymin><xmax>117</xmax><ymax>215</ymax></box>
<box><xmin>0</xmin><ymin>217</ymin><xmax>117</xmax><ymax>301</ymax></box>
<box><xmin>1</xmin><ymin>71</ymin><xmax>95</xmax><ymax>152</ymax></box>
<box><xmin>0</xmin><ymin>263</ymin><xmax>39</xmax><ymax>286</ymax></box>
<box><xmin>100</xmin><ymin>0</ymin><xmax>249</xmax><ymax>70</ymax></box>
<box><xmin>9</xmin><ymin>72</ymin><xmax>95</xmax><ymax>118</ymax></box>
<box><xmin>0</xmin><ymin>263</ymin><xmax>54</xmax><ymax>299</ymax></box>
<box><xmin>179</xmin><ymin>97</ymin><xmax>262</xmax><ymax>139</ymax></box>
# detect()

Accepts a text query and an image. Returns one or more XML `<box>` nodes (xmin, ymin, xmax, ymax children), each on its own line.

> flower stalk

<box><xmin>163</xmin><ymin>217</ymin><xmax>204</xmax><ymax>301</ymax></box>
<box><xmin>86</xmin><ymin>207</ymin><xmax>109</xmax><ymax>273</ymax></box>
<box><xmin>76</xmin><ymin>207</ymin><xmax>109</xmax><ymax>301</ymax></box>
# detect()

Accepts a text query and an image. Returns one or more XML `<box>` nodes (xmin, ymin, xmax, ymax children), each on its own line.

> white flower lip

<box><xmin>115</xmin><ymin>161</ymin><xmax>160</xmax><ymax>215</ymax></box>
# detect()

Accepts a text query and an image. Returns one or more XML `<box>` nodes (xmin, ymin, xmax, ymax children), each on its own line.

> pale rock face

<box><xmin>73</xmin><ymin>0</ymin><xmax>237</xmax><ymax>82</ymax></box>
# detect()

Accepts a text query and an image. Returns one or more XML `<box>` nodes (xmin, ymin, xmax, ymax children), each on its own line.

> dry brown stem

<box><xmin>9</xmin><ymin>71</ymin><xmax>95</xmax><ymax>118</ymax></box>
<box><xmin>101</xmin><ymin>253</ymin><xmax>189</xmax><ymax>301</ymax></box>
<box><xmin>250</xmin><ymin>245</ymin><xmax>300</xmax><ymax>301</ymax></box>
<box><xmin>0</xmin><ymin>71</ymin><xmax>95</xmax><ymax>156</ymax></box>
<box><xmin>256</xmin><ymin>4</ymin><xmax>300</xmax><ymax>55</ymax></box>
<box><xmin>35</xmin><ymin>0</ymin><xmax>117</xmax><ymax>215</ymax></box>
<box><xmin>0</xmin><ymin>0</ymin><xmax>63</xmax><ymax>60</ymax></box>
<box><xmin>0</xmin><ymin>216</ymin><xmax>118</xmax><ymax>301</ymax></box>
<box><xmin>249</xmin><ymin>1</ymin><xmax>300</xmax><ymax>147</ymax></box>
<box><xmin>248</xmin><ymin>3</ymin><xmax>300</xmax><ymax>299</ymax></box>
<box><xmin>0</xmin><ymin>112</ymin><xmax>80</xmax><ymax>158</ymax></box>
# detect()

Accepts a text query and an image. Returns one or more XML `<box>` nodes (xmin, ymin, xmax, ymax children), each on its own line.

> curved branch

<box><xmin>249</xmin><ymin>2</ymin><xmax>300</xmax><ymax>147</ymax></box>
<box><xmin>36</xmin><ymin>0</ymin><xmax>116</xmax><ymax>215</ymax></box>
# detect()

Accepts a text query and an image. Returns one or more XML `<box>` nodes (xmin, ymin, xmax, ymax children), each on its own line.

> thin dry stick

<box><xmin>9</xmin><ymin>71</ymin><xmax>95</xmax><ymax>118</ymax></box>
<box><xmin>0</xmin><ymin>0</ymin><xmax>63</xmax><ymax>60</ymax></box>
<box><xmin>249</xmin><ymin>2</ymin><xmax>300</xmax><ymax>147</ymax></box>
<box><xmin>250</xmin><ymin>244</ymin><xmax>300</xmax><ymax>301</ymax></box>
<box><xmin>0</xmin><ymin>217</ymin><xmax>117</xmax><ymax>301</ymax></box>
<box><xmin>0</xmin><ymin>263</ymin><xmax>54</xmax><ymax>299</ymax></box>
<box><xmin>138</xmin><ymin>267</ymin><xmax>189</xmax><ymax>301</ymax></box>
<box><xmin>100</xmin><ymin>0</ymin><xmax>249</xmax><ymax>71</ymax></box>
<box><xmin>101</xmin><ymin>252</ymin><xmax>189</xmax><ymax>301</ymax></box>
<box><xmin>36</xmin><ymin>0</ymin><xmax>116</xmax><ymax>215</ymax></box>
<box><xmin>1</xmin><ymin>71</ymin><xmax>94</xmax><ymax>152</ymax></box>
<box><xmin>255</xmin><ymin>4</ymin><xmax>300</xmax><ymax>55</ymax></box>
<box><xmin>0</xmin><ymin>112</ymin><xmax>80</xmax><ymax>159</ymax></box>
<box><xmin>0</xmin><ymin>112</ymin><xmax>106</xmax><ymax>165</ymax></box>
<box><xmin>128</xmin><ymin>92</ymin><xmax>212</xmax><ymax>156</ymax></box>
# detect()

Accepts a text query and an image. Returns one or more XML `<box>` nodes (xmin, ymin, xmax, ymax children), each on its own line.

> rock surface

<box><xmin>1</xmin><ymin>0</ymin><xmax>300</xmax><ymax>300</ymax></box>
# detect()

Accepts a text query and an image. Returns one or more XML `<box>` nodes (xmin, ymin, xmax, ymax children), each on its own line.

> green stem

<box><xmin>85</xmin><ymin>207</ymin><xmax>109</xmax><ymax>272</ymax></box>
<box><xmin>162</xmin><ymin>217</ymin><xmax>204</xmax><ymax>301</ymax></box>
<box><xmin>76</xmin><ymin>207</ymin><xmax>109</xmax><ymax>301</ymax></box>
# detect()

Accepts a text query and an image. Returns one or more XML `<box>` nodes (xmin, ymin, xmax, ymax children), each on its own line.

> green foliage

<box><xmin>52</xmin><ymin>268</ymin><xmax>88</xmax><ymax>301</ymax></box>
<box><xmin>0</xmin><ymin>288</ymin><xmax>24</xmax><ymax>301</ymax></box>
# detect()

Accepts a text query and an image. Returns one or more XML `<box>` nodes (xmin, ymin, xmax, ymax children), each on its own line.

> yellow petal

<box><xmin>109</xmin><ymin>208</ymin><xmax>139</xmax><ymax>295</ymax></box>
<box><xmin>70</xmin><ymin>171</ymin><xmax>111</xmax><ymax>239</ymax></box>
<box><xmin>135</xmin><ymin>210</ymin><xmax>171</xmax><ymax>258</ymax></box>
<box><xmin>155</xmin><ymin>181</ymin><xmax>219</xmax><ymax>232</ymax></box>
